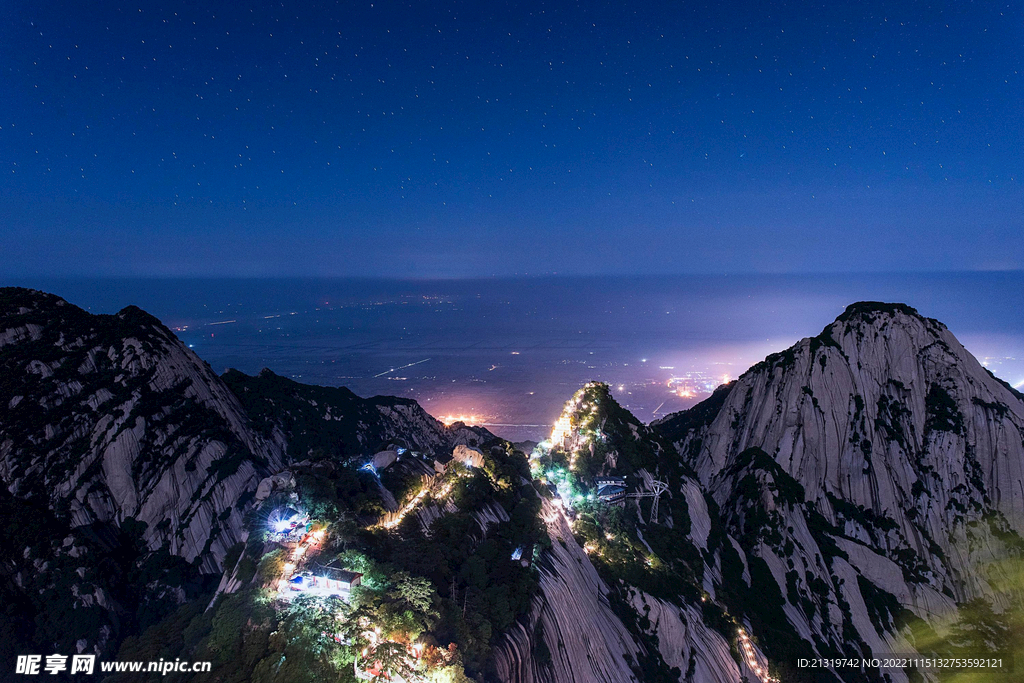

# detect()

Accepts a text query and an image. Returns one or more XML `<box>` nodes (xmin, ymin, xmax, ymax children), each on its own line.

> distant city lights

<box><xmin>440</xmin><ymin>414</ymin><xmax>480</xmax><ymax>426</ymax></box>
<box><xmin>666</xmin><ymin>374</ymin><xmax>713</xmax><ymax>399</ymax></box>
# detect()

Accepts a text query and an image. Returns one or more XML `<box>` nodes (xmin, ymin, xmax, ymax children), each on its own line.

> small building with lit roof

<box><xmin>594</xmin><ymin>476</ymin><xmax>627</xmax><ymax>503</ymax></box>
<box><xmin>304</xmin><ymin>562</ymin><xmax>363</xmax><ymax>595</ymax></box>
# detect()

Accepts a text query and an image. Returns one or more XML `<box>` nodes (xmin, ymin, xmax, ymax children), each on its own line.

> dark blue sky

<box><xmin>1</xmin><ymin>0</ymin><xmax>1021</xmax><ymax>276</ymax></box>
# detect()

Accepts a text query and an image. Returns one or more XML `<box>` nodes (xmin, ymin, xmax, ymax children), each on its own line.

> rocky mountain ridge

<box><xmin>2</xmin><ymin>291</ymin><xmax>1021</xmax><ymax>682</ymax></box>
<box><xmin>0</xmin><ymin>288</ymin><xmax>497</xmax><ymax>664</ymax></box>
<box><xmin>492</xmin><ymin>302</ymin><xmax>1024</xmax><ymax>683</ymax></box>
<box><xmin>222</xmin><ymin>367</ymin><xmax>492</xmax><ymax>464</ymax></box>
<box><xmin>653</xmin><ymin>301</ymin><xmax>1024</xmax><ymax>681</ymax></box>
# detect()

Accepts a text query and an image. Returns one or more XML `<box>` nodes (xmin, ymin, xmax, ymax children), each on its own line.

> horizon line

<box><xmin>4</xmin><ymin>268</ymin><xmax>1024</xmax><ymax>282</ymax></box>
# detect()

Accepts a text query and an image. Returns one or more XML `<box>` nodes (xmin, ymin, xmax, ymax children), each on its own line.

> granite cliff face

<box><xmin>0</xmin><ymin>289</ymin><xmax>282</xmax><ymax>571</ymax></box>
<box><xmin>0</xmin><ymin>288</ymin><xmax>291</xmax><ymax>656</ymax></box>
<box><xmin>493</xmin><ymin>498</ymin><xmax>743</xmax><ymax>683</ymax></box>
<box><xmin>653</xmin><ymin>302</ymin><xmax>1024</xmax><ymax>681</ymax></box>
<box><xmin>493</xmin><ymin>303</ymin><xmax>1024</xmax><ymax>683</ymax></box>
<box><xmin>3</xmin><ymin>292</ymin><xmax>1021</xmax><ymax>682</ymax></box>
<box><xmin>0</xmin><ymin>288</ymin><xmax>490</xmax><ymax>660</ymax></box>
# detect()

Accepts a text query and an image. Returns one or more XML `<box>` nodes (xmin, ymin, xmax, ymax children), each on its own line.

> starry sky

<box><xmin>1</xmin><ymin>0</ymin><xmax>1021</xmax><ymax>277</ymax></box>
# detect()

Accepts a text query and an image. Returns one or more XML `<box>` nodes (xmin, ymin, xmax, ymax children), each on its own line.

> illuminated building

<box><xmin>550</xmin><ymin>414</ymin><xmax>572</xmax><ymax>449</ymax></box>
<box><xmin>594</xmin><ymin>476</ymin><xmax>627</xmax><ymax>503</ymax></box>
<box><xmin>297</xmin><ymin>562</ymin><xmax>363</xmax><ymax>596</ymax></box>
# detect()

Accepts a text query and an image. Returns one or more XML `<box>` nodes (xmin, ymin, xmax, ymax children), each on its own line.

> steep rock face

<box><xmin>690</xmin><ymin>303</ymin><xmax>1024</xmax><ymax>520</ymax></box>
<box><xmin>672</xmin><ymin>303</ymin><xmax>1024</xmax><ymax>589</ymax></box>
<box><xmin>654</xmin><ymin>302</ymin><xmax>1024</xmax><ymax>680</ymax></box>
<box><xmin>0</xmin><ymin>288</ymin><xmax>285</xmax><ymax>655</ymax></box>
<box><xmin>493</xmin><ymin>500</ymin><xmax>641</xmax><ymax>683</ymax></box>
<box><xmin>492</xmin><ymin>498</ymin><xmax>752</xmax><ymax>683</ymax></box>
<box><xmin>0</xmin><ymin>288</ymin><xmax>283</xmax><ymax>569</ymax></box>
<box><xmin>496</xmin><ymin>385</ymin><xmax>749</xmax><ymax>683</ymax></box>
<box><xmin>624</xmin><ymin>591</ymin><xmax>746</xmax><ymax>683</ymax></box>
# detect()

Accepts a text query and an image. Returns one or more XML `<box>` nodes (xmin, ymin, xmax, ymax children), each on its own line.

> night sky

<box><xmin>1</xmin><ymin>0</ymin><xmax>1021</xmax><ymax>277</ymax></box>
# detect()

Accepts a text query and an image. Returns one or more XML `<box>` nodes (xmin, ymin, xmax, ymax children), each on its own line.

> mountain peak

<box><xmin>112</xmin><ymin>303</ymin><xmax>169</xmax><ymax>333</ymax></box>
<box><xmin>0</xmin><ymin>286</ymin><xmax>71</xmax><ymax>315</ymax></box>
<box><xmin>1</xmin><ymin>288</ymin><xmax>174</xmax><ymax>345</ymax></box>
<box><xmin>651</xmin><ymin>304</ymin><xmax>1024</xmax><ymax>678</ymax></box>
<box><xmin>831</xmin><ymin>300</ymin><xmax>945</xmax><ymax>331</ymax></box>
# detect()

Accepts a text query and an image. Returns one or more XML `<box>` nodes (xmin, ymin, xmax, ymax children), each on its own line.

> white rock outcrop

<box><xmin>453</xmin><ymin>444</ymin><xmax>485</xmax><ymax>468</ymax></box>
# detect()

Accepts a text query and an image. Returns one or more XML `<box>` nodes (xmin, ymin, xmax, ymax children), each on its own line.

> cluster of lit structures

<box><xmin>284</xmin><ymin>562</ymin><xmax>362</xmax><ymax>599</ymax></box>
<box><xmin>541</xmin><ymin>382</ymin><xmax>607</xmax><ymax>475</ymax></box>
<box><xmin>531</xmin><ymin>385</ymin><xmax>613</xmax><ymax>513</ymax></box>
<box><xmin>269</xmin><ymin>509</ymin><xmax>340</xmax><ymax>601</ymax></box>
<box><xmin>264</xmin><ymin>506</ymin><xmax>366</xmax><ymax>604</ymax></box>
<box><xmin>549</xmin><ymin>413</ymin><xmax>573</xmax><ymax>449</ymax></box>
<box><xmin>533</xmin><ymin>386</ymin><xmax>669</xmax><ymax>526</ymax></box>
<box><xmin>262</xmin><ymin>499</ymin><xmax>459</xmax><ymax>682</ymax></box>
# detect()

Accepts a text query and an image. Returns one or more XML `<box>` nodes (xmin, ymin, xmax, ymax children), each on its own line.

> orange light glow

<box><xmin>440</xmin><ymin>414</ymin><xmax>479</xmax><ymax>426</ymax></box>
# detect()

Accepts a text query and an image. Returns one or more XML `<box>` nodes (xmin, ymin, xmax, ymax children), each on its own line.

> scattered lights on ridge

<box><xmin>375</xmin><ymin>467</ymin><xmax>471</xmax><ymax>531</ymax></box>
<box><xmin>737</xmin><ymin>627</ymin><xmax>778</xmax><ymax>683</ymax></box>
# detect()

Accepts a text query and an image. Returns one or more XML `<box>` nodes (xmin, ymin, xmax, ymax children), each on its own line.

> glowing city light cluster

<box><xmin>737</xmin><ymin>627</ymin><xmax>778</xmax><ymax>683</ymax></box>
<box><xmin>666</xmin><ymin>372</ymin><xmax>732</xmax><ymax>399</ymax></box>
<box><xmin>440</xmin><ymin>414</ymin><xmax>481</xmax><ymax>426</ymax></box>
